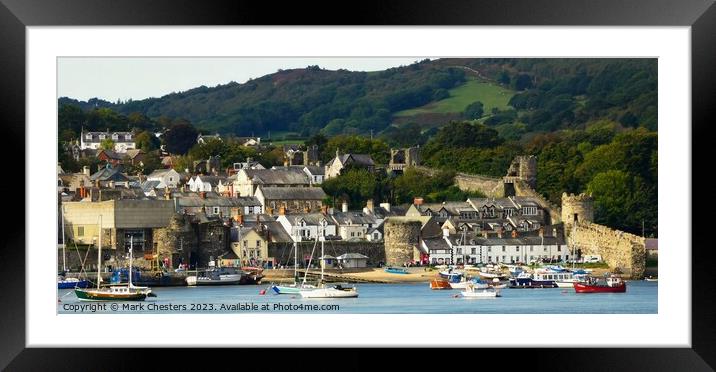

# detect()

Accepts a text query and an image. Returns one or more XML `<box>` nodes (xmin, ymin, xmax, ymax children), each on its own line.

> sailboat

<box><xmin>271</xmin><ymin>226</ymin><xmax>318</xmax><ymax>294</ymax></box>
<box><xmin>299</xmin><ymin>221</ymin><xmax>358</xmax><ymax>299</ymax></box>
<box><xmin>74</xmin><ymin>217</ymin><xmax>153</xmax><ymax>301</ymax></box>
<box><xmin>58</xmin><ymin>205</ymin><xmax>89</xmax><ymax>289</ymax></box>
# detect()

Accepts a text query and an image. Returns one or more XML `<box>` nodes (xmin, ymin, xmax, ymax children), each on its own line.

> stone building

<box><xmin>232</xmin><ymin>167</ymin><xmax>311</xmax><ymax>197</ymax></box>
<box><xmin>255</xmin><ymin>186</ymin><xmax>326</xmax><ymax>215</ymax></box>
<box><xmin>324</xmin><ymin>151</ymin><xmax>375</xmax><ymax>179</ymax></box>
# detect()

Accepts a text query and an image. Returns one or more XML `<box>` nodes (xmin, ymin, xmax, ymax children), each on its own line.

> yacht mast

<box><xmin>129</xmin><ymin>236</ymin><xmax>134</xmax><ymax>288</ymax></box>
<box><xmin>61</xmin><ymin>204</ymin><xmax>67</xmax><ymax>272</ymax></box>
<box><xmin>97</xmin><ymin>215</ymin><xmax>102</xmax><ymax>289</ymax></box>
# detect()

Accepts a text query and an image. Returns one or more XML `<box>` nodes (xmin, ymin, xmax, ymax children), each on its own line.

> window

<box><xmin>213</xmin><ymin>207</ymin><xmax>220</xmax><ymax>215</ymax></box>
<box><xmin>502</xmin><ymin>246</ymin><xmax>506</xmax><ymax>252</ymax></box>
<box><xmin>256</xmin><ymin>240</ymin><xmax>260</xmax><ymax>248</ymax></box>
<box><xmin>374</xmin><ymin>233</ymin><xmax>379</xmax><ymax>239</ymax></box>
<box><xmin>471</xmin><ymin>248</ymin><xmax>476</xmax><ymax>254</ymax></box>
<box><xmin>85</xmin><ymin>134</ymin><xmax>91</xmax><ymax>140</ymax></box>
<box><xmin>77</xmin><ymin>226</ymin><xmax>84</xmax><ymax>236</ymax></box>
<box><xmin>99</xmin><ymin>134</ymin><xmax>106</xmax><ymax>140</ymax></box>
<box><xmin>516</xmin><ymin>246</ymin><xmax>520</xmax><ymax>251</ymax></box>
<box><xmin>243</xmin><ymin>241</ymin><xmax>248</xmax><ymax>248</ymax></box>
<box><xmin>557</xmin><ymin>246</ymin><xmax>561</xmax><ymax>252</ymax></box>
<box><xmin>125</xmin><ymin>134</ymin><xmax>132</xmax><ymax>140</ymax></box>
<box><xmin>112</xmin><ymin>134</ymin><xmax>119</xmax><ymax>140</ymax></box>
<box><xmin>530</xmin><ymin>246</ymin><xmax>533</xmax><ymax>252</ymax></box>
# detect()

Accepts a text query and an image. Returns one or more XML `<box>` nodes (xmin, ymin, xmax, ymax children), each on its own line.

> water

<box><xmin>58</xmin><ymin>281</ymin><xmax>657</xmax><ymax>314</ymax></box>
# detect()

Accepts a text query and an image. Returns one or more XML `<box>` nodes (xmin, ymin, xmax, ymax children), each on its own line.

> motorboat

<box><xmin>460</xmin><ymin>282</ymin><xmax>501</xmax><ymax>298</ymax></box>
<box><xmin>574</xmin><ymin>274</ymin><xmax>627</xmax><ymax>293</ymax></box>
<box><xmin>449</xmin><ymin>277</ymin><xmax>489</xmax><ymax>289</ymax></box>
<box><xmin>430</xmin><ymin>278</ymin><xmax>452</xmax><ymax>290</ymax></box>
<box><xmin>299</xmin><ymin>284</ymin><xmax>358</xmax><ymax>298</ymax></box>
<box><xmin>385</xmin><ymin>267</ymin><xmax>410</xmax><ymax>274</ymax></box>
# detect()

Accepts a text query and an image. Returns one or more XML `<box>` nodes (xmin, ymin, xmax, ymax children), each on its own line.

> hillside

<box><xmin>58</xmin><ymin>58</ymin><xmax>657</xmax><ymax>141</ymax></box>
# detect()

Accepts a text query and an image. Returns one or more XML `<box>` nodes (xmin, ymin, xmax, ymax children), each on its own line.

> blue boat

<box><xmin>384</xmin><ymin>267</ymin><xmax>409</xmax><ymax>274</ymax></box>
<box><xmin>58</xmin><ymin>277</ymin><xmax>90</xmax><ymax>289</ymax></box>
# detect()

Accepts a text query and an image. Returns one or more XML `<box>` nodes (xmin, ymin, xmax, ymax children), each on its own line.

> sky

<box><xmin>57</xmin><ymin>57</ymin><xmax>429</xmax><ymax>102</ymax></box>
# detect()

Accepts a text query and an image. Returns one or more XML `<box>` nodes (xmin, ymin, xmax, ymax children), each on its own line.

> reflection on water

<box><xmin>58</xmin><ymin>281</ymin><xmax>657</xmax><ymax>314</ymax></box>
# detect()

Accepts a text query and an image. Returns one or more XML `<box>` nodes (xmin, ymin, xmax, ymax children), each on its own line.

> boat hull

<box><xmin>573</xmin><ymin>282</ymin><xmax>626</xmax><ymax>293</ymax></box>
<box><xmin>58</xmin><ymin>279</ymin><xmax>90</xmax><ymax>289</ymax></box>
<box><xmin>385</xmin><ymin>268</ymin><xmax>409</xmax><ymax>274</ymax></box>
<box><xmin>74</xmin><ymin>288</ymin><xmax>148</xmax><ymax>301</ymax></box>
<box><xmin>430</xmin><ymin>279</ymin><xmax>452</xmax><ymax>290</ymax></box>
<box><xmin>299</xmin><ymin>287</ymin><xmax>358</xmax><ymax>298</ymax></box>
<box><xmin>461</xmin><ymin>289</ymin><xmax>501</xmax><ymax>298</ymax></box>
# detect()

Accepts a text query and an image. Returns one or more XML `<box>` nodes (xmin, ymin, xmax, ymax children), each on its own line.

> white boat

<box><xmin>460</xmin><ymin>282</ymin><xmax>501</xmax><ymax>298</ymax></box>
<box><xmin>299</xmin><ymin>221</ymin><xmax>358</xmax><ymax>299</ymax></box>
<box><xmin>273</xmin><ymin>231</ymin><xmax>318</xmax><ymax>294</ymax></box>
<box><xmin>644</xmin><ymin>276</ymin><xmax>658</xmax><ymax>282</ymax></box>
<box><xmin>450</xmin><ymin>278</ymin><xmax>489</xmax><ymax>289</ymax></box>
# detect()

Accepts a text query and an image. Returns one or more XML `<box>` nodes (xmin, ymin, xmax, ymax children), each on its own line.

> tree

<box><xmin>134</xmin><ymin>131</ymin><xmax>160</xmax><ymax>151</ymax></box>
<box><xmin>163</xmin><ymin>122</ymin><xmax>198</xmax><ymax>155</ymax></box>
<box><xmin>99</xmin><ymin>139</ymin><xmax>115</xmax><ymax>150</ymax></box>
<box><xmin>463</xmin><ymin>101</ymin><xmax>485</xmax><ymax>120</ymax></box>
<box><xmin>321</xmin><ymin>169</ymin><xmax>378</xmax><ymax>209</ymax></box>
<box><xmin>513</xmin><ymin>74</ymin><xmax>534</xmax><ymax>91</ymax></box>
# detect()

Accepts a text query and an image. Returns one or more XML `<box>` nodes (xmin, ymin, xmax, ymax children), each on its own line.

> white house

<box><xmin>80</xmin><ymin>130</ymin><xmax>136</xmax><ymax>153</ymax></box>
<box><xmin>189</xmin><ymin>175</ymin><xmax>226</xmax><ymax>193</ymax></box>
<box><xmin>329</xmin><ymin>203</ymin><xmax>379</xmax><ymax>241</ymax></box>
<box><xmin>303</xmin><ymin>166</ymin><xmax>325</xmax><ymax>185</ymax></box>
<box><xmin>146</xmin><ymin>168</ymin><xmax>181</xmax><ymax>189</ymax></box>
<box><xmin>324</xmin><ymin>151</ymin><xmax>375</xmax><ymax>179</ymax></box>
<box><xmin>276</xmin><ymin>213</ymin><xmax>337</xmax><ymax>242</ymax></box>
<box><xmin>424</xmin><ymin>228</ymin><xmax>567</xmax><ymax>265</ymax></box>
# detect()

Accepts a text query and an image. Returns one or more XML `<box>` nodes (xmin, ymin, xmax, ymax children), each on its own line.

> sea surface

<box><xmin>58</xmin><ymin>281</ymin><xmax>657</xmax><ymax>314</ymax></box>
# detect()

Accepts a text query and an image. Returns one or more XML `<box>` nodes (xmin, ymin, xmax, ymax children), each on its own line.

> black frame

<box><xmin>2</xmin><ymin>0</ymin><xmax>714</xmax><ymax>369</ymax></box>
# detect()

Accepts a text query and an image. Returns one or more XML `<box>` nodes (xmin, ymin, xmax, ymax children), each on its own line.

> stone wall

<box><xmin>569</xmin><ymin>222</ymin><xmax>646</xmax><ymax>279</ymax></box>
<box><xmin>514</xmin><ymin>180</ymin><xmax>562</xmax><ymax>225</ymax></box>
<box><xmin>454</xmin><ymin>174</ymin><xmax>505</xmax><ymax>198</ymax></box>
<box><xmin>383</xmin><ymin>219</ymin><xmax>422</xmax><ymax>266</ymax></box>
<box><xmin>268</xmin><ymin>241</ymin><xmax>385</xmax><ymax>267</ymax></box>
<box><xmin>561</xmin><ymin>192</ymin><xmax>594</xmax><ymax>231</ymax></box>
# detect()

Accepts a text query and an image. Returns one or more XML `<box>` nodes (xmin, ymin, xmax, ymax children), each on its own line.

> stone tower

<box><xmin>383</xmin><ymin>218</ymin><xmax>422</xmax><ymax>266</ymax></box>
<box><xmin>504</xmin><ymin>155</ymin><xmax>537</xmax><ymax>189</ymax></box>
<box><xmin>561</xmin><ymin>192</ymin><xmax>594</xmax><ymax>233</ymax></box>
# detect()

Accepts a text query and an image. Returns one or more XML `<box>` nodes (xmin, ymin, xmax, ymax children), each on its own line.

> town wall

<box><xmin>569</xmin><ymin>222</ymin><xmax>646</xmax><ymax>279</ymax></box>
<box><xmin>514</xmin><ymin>180</ymin><xmax>562</xmax><ymax>225</ymax></box>
<box><xmin>454</xmin><ymin>174</ymin><xmax>505</xmax><ymax>198</ymax></box>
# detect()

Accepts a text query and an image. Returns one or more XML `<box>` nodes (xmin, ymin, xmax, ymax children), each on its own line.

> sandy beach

<box><xmin>262</xmin><ymin>268</ymin><xmax>437</xmax><ymax>283</ymax></box>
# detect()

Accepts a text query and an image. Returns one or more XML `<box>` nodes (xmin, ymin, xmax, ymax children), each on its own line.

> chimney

<box><xmin>236</xmin><ymin>214</ymin><xmax>244</xmax><ymax>225</ymax></box>
<box><xmin>413</xmin><ymin>197</ymin><xmax>424</xmax><ymax>206</ymax></box>
<box><xmin>165</xmin><ymin>187</ymin><xmax>172</xmax><ymax>200</ymax></box>
<box><xmin>511</xmin><ymin>230</ymin><xmax>518</xmax><ymax>238</ymax></box>
<box><xmin>199</xmin><ymin>191</ymin><xmax>206</xmax><ymax>199</ymax></box>
<box><xmin>321</xmin><ymin>205</ymin><xmax>328</xmax><ymax>215</ymax></box>
<box><xmin>366</xmin><ymin>199</ymin><xmax>374</xmax><ymax>213</ymax></box>
<box><xmin>380</xmin><ymin>202</ymin><xmax>391</xmax><ymax>212</ymax></box>
<box><xmin>341</xmin><ymin>201</ymin><xmax>348</xmax><ymax>213</ymax></box>
<box><xmin>279</xmin><ymin>206</ymin><xmax>286</xmax><ymax>215</ymax></box>
<box><xmin>497</xmin><ymin>227</ymin><xmax>504</xmax><ymax>238</ymax></box>
<box><xmin>482</xmin><ymin>230</ymin><xmax>489</xmax><ymax>238</ymax></box>
<box><xmin>82</xmin><ymin>166</ymin><xmax>90</xmax><ymax>176</ymax></box>
<box><xmin>539</xmin><ymin>227</ymin><xmax>545</xmax><ymax>237</ymax></box>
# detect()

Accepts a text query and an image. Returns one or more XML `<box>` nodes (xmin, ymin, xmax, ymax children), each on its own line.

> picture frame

<box><xmin>2</xmin><ymin>0</ymin><xmax>714</xmax><ymax>369</ymax></box>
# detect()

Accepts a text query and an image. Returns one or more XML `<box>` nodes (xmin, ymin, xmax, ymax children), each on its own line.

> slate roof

<box><xmin>89</xmin><ymin>165</ymin><xmax>129</xmax><ymax>182</ymax></box>
<box><xmin>258</xmin><ymin>186</ymin><xmax>326</xmax><ymax>200</ymax></box>
<box><xmin>327</xmin><ymin>153</ymin><xmax>375</xmax><ymax>168</ymax></box>
<box><xmin>423</xmin><ymin>237</ymin><xmax>451</xmax><ymax>251</ymax></box>
<box><xmin>281</xmin><ymin>213</ymin><xmax>334</xmax><ymax>226</ymax></box>
<box><xmin>304</xmin><ymin>165</ymin><xmax>325</xmax><ymax>176</ymax></box>
<box><xmin>173</xmin><ymin>192</ymin><xmax>244</xmax><ymax>208</ymax></box>
<box><xmin>242</xmin><ymin>168</ymin><xmax>311</xmax><ymax>185</ymax></box>
<box><xmin>337</xmin><ymin>253</ymin><xmax>369</xmax><ymax>260</ymax></box>
<box><xmin>330</xmin><ymin>211</ymin><xmax>378</xmax><ymax>226</ymax></box>
<box><xmin>82</xmin><ymin>131</ymin><xmax>134</xmax><ymax>143</ymax></box>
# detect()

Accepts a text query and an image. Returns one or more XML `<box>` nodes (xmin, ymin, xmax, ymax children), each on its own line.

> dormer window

<box><xmin>85</xmin><ymin>134</ymin><xmax>92</xmax><ymax>140</ymax></box>
<box><xmin>99</xmin><ymin>134</ymin><xmax>106</xmax><ymax>140</ymax></box>
<box><xmin>125</xmin><ymin>134</ymin><xmax>132</xmax><ymax>140</ymax></box>
<box><xmin>112</xmin><ymin>134</ymin><xmax>119</xmax><ymax>140</ymax></box>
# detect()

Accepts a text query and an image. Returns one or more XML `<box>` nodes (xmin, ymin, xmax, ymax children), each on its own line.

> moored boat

<box><xmin>385</xmin><ymin>267</ymin><xmax>410</xmax><ymax>274</ymax></box>
<box><xmin>195</xmin><ymin>266</ymin><xmax>245</xmax><ymax>285</ymax></box>
<box><xmin>574</xmin><ymin>274</ymin><xmax>627</xmax><ymax>293</ymax></box>
<box><xmin>460</xmin><ymin>282</ymin><xmax>501</xmax><ymax>298</ymax></box>
<box><xmin>449</xmin><ymin>277</ymin><xmax>489</xmax><ymax>289</ymax></box>
<box><xmin>298</xmin><ymin>221</ymin><xmax>358</xmax><ymax>298</ymax></box>
<box><xmin>58</xmin><ymin>276</ymin><xmax>90</xmax><ymax>289</ymax></box>
<box><xmin>430</xmin><ymin>278</ymin><xmax>452</xmax><ymax>290</ymax></box>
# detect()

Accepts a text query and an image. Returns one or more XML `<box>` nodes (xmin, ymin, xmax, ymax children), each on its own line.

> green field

<box><xmin>394</xmin><ymin>79</ymin><xmax>515</xmax><ymax>117</ymax></box>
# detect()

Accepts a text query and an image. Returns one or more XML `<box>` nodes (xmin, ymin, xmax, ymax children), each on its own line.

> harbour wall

<box><xmin>569</xmin><ymin>222</ymin><xmax>646</xmax><ymax>279</ymax></box>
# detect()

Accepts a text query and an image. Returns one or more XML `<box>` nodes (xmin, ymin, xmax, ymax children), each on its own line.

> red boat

<box><xmin>430</xmin><ymin>279</ymin><xmax>452</xmax><ymax>290</ymax></box>
<box><xmin>573</xmin><ymin>275</ymin><xmax>626</xmax><ymax>293</ymax></box>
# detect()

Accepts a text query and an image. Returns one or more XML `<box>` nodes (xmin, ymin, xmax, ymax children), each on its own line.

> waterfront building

<box><xmin>80</xmin><ymin>130</ymin><xmax>136</xmax><ymax>153</ymax></box>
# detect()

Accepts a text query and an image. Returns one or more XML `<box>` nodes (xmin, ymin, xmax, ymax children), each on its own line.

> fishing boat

<box><xmin>488</xmin><ymin>277</ymin><xmax>508</xmax><ymax>289</ymax></box>
<box><xmin>574</xmin><ymin>274</ymin><xmax>627</xmax><ymax>293</ymax></box>
<box><xmin>460</xmin><ymin>282</ymin><xmax>501</xmax><ymax>298</ymax></box>
<box><xmin>75</xmin><ymin>226</ymin><xmax>152</xmax><ymax>301</ymax></box>
<box><xmin>57</xmin><ymin>206</ymin><xmax>90</xmax><ymax>289</ymax></box>
<box><xmin>430</xmin><ymin>278</ymin><xmax>452</xmax><ymax>290</ymax></box>
<box><xmin>240</xmin><ymin>266</ymin><xmax>264</xmax><ymax>284</ymax></box>
<box><xmin>299</xmin><ymin>221</ymin><xmax>358</xmax><ymax>298</ymax></box>
<box><xmin>509</xmin><ymin>271</ymin><xmax>557</xmax><ymax>288</ymax></box>
<box><xmin>644</xmin><ymin>276</ymin><xmax>658</xmax><ymax>282</ymax></box>
<box><xmin>385</xmin><ymin>267</ymin><xmax>409</xmax><ymax>274</ymax></box>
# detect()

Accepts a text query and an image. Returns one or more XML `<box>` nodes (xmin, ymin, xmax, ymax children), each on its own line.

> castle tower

<box><xmin>383</xmin><ymin>219</ymin><xmax>422</xmax><ymax>266</ymax></box>
<box><xmin>561</xmin><ymin>192</ymin><xmax>594</xmax><ymax>233</ymax></box>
